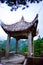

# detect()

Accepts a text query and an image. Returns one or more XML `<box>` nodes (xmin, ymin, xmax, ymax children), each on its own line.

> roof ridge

<box><xmin>20</xmin><ymin>16</ymin><xmax>24</xmax><ymax>22</ymax></box>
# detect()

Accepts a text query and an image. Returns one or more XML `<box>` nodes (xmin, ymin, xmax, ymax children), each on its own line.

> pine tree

<box><xmin>0</xmin><ymin>0</ymin><xmax>43</xmax><ymax>11</ymax></box>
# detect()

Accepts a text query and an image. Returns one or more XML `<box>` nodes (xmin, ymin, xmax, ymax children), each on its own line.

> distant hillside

<box><xmin>0</xmin><ymin>38</ymin><xmax>16</xmax><ymax>51</ymax></box>
<box><xmin>0</xmin><ymin>38</ymin><xmax>43</xmax><ymax>56</ymax></box>
<box><xmin>0</xmin><ymin>38</ymin><xmax>28</xmax><ymax>52</ymax></box>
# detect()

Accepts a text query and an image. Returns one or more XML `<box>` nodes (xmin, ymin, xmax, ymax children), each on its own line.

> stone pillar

<box><xmin>6</xmin><ymin>35</ymin><xmax>10</xmax><ymax>58</ymax></box>
<box><xmin>32</xmin><ymin>37</ymin><xmax>34</xmax><ymax>56</ymax></box>
<box><xmin>16</xmin><ymin>39</ymin><xmax>18</xmax><ymax>54</ymax></box>
<box><xmin>28</xmin><ymin>32</ymin><xmax>33</xmax><ymax>57</ymax></box>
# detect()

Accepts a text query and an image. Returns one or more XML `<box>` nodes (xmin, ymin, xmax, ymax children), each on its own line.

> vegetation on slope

<box><xmin>0</xmin><ymin>37</ymin><xmax>43</xmax><ymax>56</ymax></box>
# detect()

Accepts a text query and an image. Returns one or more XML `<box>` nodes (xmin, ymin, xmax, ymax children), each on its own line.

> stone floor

<box><xmin>1</xmin><ymin>54</ymin><xmax>25</xmax><ymax>65</ymax></box>
<box><xmin>0</xmin><ymin>63</ymin><xmax>22</xmax><ymax>65</ymax></box>
<box><xmin>2</xmin><ymin>63</ymin><xmax>22</xmax><ymax>65</ymax></box>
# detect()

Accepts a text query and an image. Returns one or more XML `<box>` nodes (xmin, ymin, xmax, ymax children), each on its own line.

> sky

<box><xmin>0</xmin><ymin>1</ymin><xmax>43</xmax><ymax>40</ymax></box>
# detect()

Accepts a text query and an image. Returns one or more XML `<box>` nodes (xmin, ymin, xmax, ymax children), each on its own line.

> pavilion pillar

<box><xmin>28</xmin><ymin>32</ymin><xmax>33</xmax><ymax>57</ymax></box>
<box><xmin>5</xmin><ymin>35</ymin><xmax>10</xmax><ymax>58</ymax></box>
<box><xmin>16</xmin><ymin>39</ymin><xmax>18</xmax><ymax>54</ymax></box>
<box><xmin>32</xmin><ymin>37</ymin><xmax>34</xmax><ymax>56</ymax></box>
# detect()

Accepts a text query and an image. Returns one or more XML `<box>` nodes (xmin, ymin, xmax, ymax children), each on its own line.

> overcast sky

<box><xmin>0</xmin><ymin>1</ymin><xmax>43</xmax><ymax>40</ymax></box>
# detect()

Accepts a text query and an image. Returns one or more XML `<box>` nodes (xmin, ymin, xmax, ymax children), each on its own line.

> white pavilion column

<box><xmin>28</xmin><ymin>32</ymin><xmax>33</xmax><ymax>57</ymax></box>
<box><xmin>16</xmin><ymin>39</ymin><xmax>18</xmax><ymax>54</ymax></box>
<box><xmin>6</xmin><ymin>35</ymin><xmax>10</xmax><ymax>58</ymax></box>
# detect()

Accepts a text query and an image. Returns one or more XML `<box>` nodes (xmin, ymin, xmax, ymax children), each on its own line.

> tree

<box><xmin>0</xmin><ymin>0</ymin><xmax>43</xmax><ymax>11</ymax></box>
<box><xmin>34</xmin><ymin>36</ymin><xmax>43</xmax><ymax>56</ymax></box>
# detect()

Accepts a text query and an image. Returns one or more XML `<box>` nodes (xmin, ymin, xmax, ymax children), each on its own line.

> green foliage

<box><xmin>0</xmin><ymin>48</ymin><xmax>5</xmax><ymax>51</ymax></box>
<box><xmin>0</xmin><ymin>38</ymin><xmax>43</xmax><ymax>56</ymax></box>
<box><xmin>18</xmin><ymin>39</ymin><xmax>28</xmax><ymax>53</ymax></box>
<box><xmin>34</xmin><ymin>38</ymin><xmax>43</xmax><ymax>56</ymax></box>
<box><xmin>0</xmin><ymin>0</ymin><xmax>42</xmax><ymax>11</ymax></box>
<box><xmin>19</xmin><ymin>44</ymin><xmax>28</xmax><ymax>53</ymax></box>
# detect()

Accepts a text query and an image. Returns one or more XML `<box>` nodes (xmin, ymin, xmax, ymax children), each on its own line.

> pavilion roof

<box><xmin>1</xmin><ymin>14</ymin><xmax>38</xmax><ymax>33</ymax></box>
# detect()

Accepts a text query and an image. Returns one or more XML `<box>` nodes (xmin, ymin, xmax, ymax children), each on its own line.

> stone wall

<box><xmin>26</xmin><ymin>57</ymin><xmax>43</xmax><ymax>65</ymax></box>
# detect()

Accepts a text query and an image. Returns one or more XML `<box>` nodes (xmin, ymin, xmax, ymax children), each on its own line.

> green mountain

<box><xmin>0</xmin><ymin>38</ymin><xmax>28</xmax><ymax>52</ymax></box>
<box><xmin>0</xmin><ymin>38</ymin><xmax>43</xmax><ymax>56</ymax></box>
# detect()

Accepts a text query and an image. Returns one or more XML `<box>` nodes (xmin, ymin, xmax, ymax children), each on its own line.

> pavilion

<box><xmin>1</xmin><ymin>14</ymin><xmax>38</xmax><ymax>58</ymax></box>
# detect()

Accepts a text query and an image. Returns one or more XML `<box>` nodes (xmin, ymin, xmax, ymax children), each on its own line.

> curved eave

<box><xmin>1</xmin><ymin>14</ymin><xmax>38</xmax><ymax>36</ymax></box>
